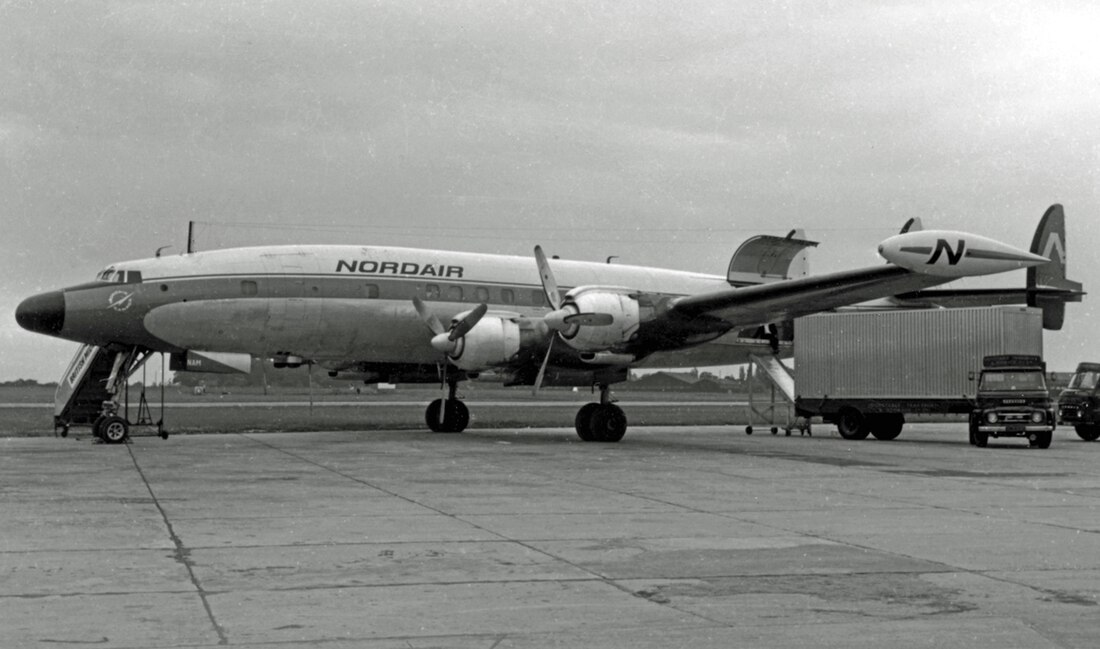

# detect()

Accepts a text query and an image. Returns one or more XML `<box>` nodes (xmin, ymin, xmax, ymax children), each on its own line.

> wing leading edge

<box><xmin>667</xmin><ymin>264</ymin><xmax>949</xmax><ymax>330</ymax></box>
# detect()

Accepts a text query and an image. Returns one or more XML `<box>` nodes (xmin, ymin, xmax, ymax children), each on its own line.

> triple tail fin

<box><xmin>1027</xmin><ymin>204</ymin><xmax>1084</xmax><ymax>330</ymax></box>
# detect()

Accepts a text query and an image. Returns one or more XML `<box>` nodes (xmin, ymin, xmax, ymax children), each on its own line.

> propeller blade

<box><xmin>449</xmin><ymin>303</ymin><xmax>488</xmax><ymax>341</ymax></box>
<box><xmin>532</xmin><ymin>336</ymin><xmax>554</xmax><ymax>396</ymax></box>
<box><xmin>412</xmin><ymin>296</ymin><xmax>445</xmax><ymax>335</ymax></box>
<box><xmin>534</xmin><ymin>245</ymin><xmax>562</xmax><ymax>310</ymax></box>
<box><xmin>438</xmin><ymin>365</ymin><xmax>448</xmax><ymax>426</ymax></box>
<box><xmin>563</xmin><ymin>312</ymin><xmax>614</xmax><ymax>327</ymax></box>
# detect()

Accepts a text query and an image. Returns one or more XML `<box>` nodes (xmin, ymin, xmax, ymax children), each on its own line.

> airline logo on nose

<box><xmin>108</xmin><ymin>291</ymin><xmax>134</xmax><ymax>312</ymax></box>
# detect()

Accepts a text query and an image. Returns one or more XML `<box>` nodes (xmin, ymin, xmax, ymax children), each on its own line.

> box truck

<box><xmin>794</xmin><ymin>306</ymin><xmax>1044</xmax><ymax>440</ymax></box>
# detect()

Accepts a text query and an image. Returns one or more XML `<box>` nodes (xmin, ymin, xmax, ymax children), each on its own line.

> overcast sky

<box><xmin>2</xmin><ymin>0</ymin><xmax>1097</xmax><ymax>382</ymax></box>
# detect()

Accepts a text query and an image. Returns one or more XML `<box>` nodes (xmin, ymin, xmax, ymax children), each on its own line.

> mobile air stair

<box><xmin>54</xmin><ymin>344</ymin><xmax>165</xmax><ymax>443</ymax></box>
<box><xmin>745</xmin><ymin>353</ymin><xmax>810</xmax><ymax>436</ymax></box>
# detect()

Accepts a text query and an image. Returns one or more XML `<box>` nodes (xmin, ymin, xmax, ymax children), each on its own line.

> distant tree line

<box><xmin>0</xmin><ymin>379</ymin><xmax>58</xmax><ymax>388</ymax></box>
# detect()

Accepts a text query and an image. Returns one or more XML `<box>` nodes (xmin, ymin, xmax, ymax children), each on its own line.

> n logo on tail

<box><xmin>927</xmin><ymin>239</ymin><xmax>965</xmax><ymax>266</ymax></box>
<box><xmin>1040</xmin><ymin>232</ymin><xmax>1065</xmax><ymax>265</ymax></box>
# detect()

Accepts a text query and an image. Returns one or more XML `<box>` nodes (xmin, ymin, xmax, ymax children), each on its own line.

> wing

<box><xmin>665</xmin><ymin>264</ymin><xmax>953</xmax><ymax>329</ymax></box>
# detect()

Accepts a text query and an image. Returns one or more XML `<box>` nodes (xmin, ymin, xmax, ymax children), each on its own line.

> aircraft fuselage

<box><xmin>17</xmin><ymin>244</ymin><xmax>763</xmax><ymax>372</ymax></box>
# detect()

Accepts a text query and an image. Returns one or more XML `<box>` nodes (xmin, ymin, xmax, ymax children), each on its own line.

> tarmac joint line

<box><xmin>126</xmin><ymin>444</ymin><xmax>230</xmax><ymax>646</ymax></box>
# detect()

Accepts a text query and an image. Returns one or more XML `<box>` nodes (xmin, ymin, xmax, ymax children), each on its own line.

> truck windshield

<box><xmin>1069</xmin><ymin>371</ymin><xmax>1100</xmax><ymax>390</ymax></box>
<box><xmin>980</xmin><ymin>371</ymin><xmax>1046</xmax><ymax>391</ymax></box>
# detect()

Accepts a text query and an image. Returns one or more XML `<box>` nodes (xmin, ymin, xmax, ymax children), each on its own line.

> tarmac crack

<box><xmin>126</xmin><ymin>445</ymin><xmax>229</xmax><ymax>646</ymax></box>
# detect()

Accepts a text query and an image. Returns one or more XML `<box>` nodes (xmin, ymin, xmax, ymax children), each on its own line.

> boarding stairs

<box><xmin>745</xmin><ymin>353</ymin><xmax>810</xmax><ymax>435</ymax></box>
<box><xmin>54</xmin><ymin>344</ymin><xmax>163</xmax><ymax>438</ymax></box>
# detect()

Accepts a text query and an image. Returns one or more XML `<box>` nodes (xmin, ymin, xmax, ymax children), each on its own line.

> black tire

<box><xmin>575</xmin><ymin>403</ymin><xmax>600</xmax><ymax>441</ymax></box>
<box><xmin>1075</xmin><ymin>425</ymin><xmax>1100</xmax><ymax>441</ymax></box>
<box><xmin>968</xmin><ymin>416</ymin><xmax>979</xmax><ymax>446</ymax></box>
<box><xmin>1030</xmin><ymin>431</ymin><xmax>1052</xmax><ymax>449</ymax></box>
<box><xmin>587</xmin><ymin>404</ymin><xmax>627</xmax><ymax>443</ymax></box>
<box><xmin>836</xmin><ymin>408</ymin><xmax>869</xmax><ymax>440</ymax></box>
<box><xmin>447</xmin><ymin>400</ymin><xmax>470</xmax><ymax>433</ymax></box>
<box><xmin>426</xmin><ymin>399</ymin><xmax>445</xmax><ymax>432</ymax></box>
<box><xmin>869</xmin><ymin>414</ymin><xmax>904</xmax><ymax>441</ymax></box>
<box><xmin>426</xmin><ymin>399</ymin><xmax>469</xmax><ymax>433</ymax></box>
<box><xmin>91</xmin><ymin>415</ymin><xmax>107</xmax><ymax>440</ymax></box>
<box><xmin>973</xmin><ymin>429</ymin><xmax>988</xmax><ymax>447</ymax></box>
<box><xmin>99</xmin><ymin>416</ymin><xmax>129</xmax><ymax>444</ymax></box>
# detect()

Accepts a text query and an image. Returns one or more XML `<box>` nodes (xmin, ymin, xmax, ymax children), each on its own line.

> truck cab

<box><xmin>969</xmin><ymin>355</ymin><xmax>1055</xmax><ymax>448</ymax></box>
<box><xmin>1057</xmin><ymin>362</ymin><xmax>1100</xmax><ymax>441</ymax></box>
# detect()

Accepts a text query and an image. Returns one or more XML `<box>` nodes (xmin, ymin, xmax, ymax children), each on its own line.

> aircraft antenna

<box><xmin>186</xmin><ymin>221</ymin><xmax>196</xmax><ymax>254</ymax></box>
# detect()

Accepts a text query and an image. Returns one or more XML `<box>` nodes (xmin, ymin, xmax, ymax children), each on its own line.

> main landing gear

<box><xmin>425</xmin><ymin>378</ymin><xmax>469</xmax><ymax>433</ymax></box>
<box><xmin>574</xmin><ymin>384</ymin><xmax>627</xmax><ymax>443</ymax></box>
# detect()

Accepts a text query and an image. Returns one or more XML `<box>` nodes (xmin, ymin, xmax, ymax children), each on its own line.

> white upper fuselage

<box><xmin>82</xmin><ymin>244</ymin><xmax>770</xmax><ymax>371</ymax></box>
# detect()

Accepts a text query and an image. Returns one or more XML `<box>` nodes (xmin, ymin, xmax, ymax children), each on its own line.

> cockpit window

<box><xmin>96</xmin><ymin>269</ymin><xmax>142</xmax><ymax>283</ymax></box>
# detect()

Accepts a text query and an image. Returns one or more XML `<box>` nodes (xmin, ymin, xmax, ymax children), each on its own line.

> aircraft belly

<box><xmin>144</xmin><ymin>298</ymin><xmax>436</xmax><ymax>362</ymax></box>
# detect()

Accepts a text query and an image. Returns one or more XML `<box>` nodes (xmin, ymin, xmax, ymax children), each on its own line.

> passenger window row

<box><xmin>238</xmin><ymin>280</ymin><xmax>548</xmax><ymax>306</ymax></box>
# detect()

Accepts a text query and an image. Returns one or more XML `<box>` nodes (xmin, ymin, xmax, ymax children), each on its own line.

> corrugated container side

<box><xmin>794</xmin><ymin>306</ymin><xmax>1043</xmax><ymax>400</ymax></box>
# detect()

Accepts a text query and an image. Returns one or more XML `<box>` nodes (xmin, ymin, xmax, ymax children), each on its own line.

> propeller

<box><xmin>534</xmin><ymin>246</ymin><xmax>615</xmax><ymax>331</ymax></box>
<box><xmin>412</xmin><ymin>297</ymin><xmax>488</xmax><ymax>425</ymax></box>
<box><xmin>531</xmin><ymin>246</ymin><xmax>613</xmax><ymax>394</ymax></box>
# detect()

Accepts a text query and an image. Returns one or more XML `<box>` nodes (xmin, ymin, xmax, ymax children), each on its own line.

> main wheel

<box><xmin>869</xmin><ymin>414</ymin><xmax>904</xmax><ymax>441</ymax></box>
<box><xmin>587</xmin><ymin>404</ymin><xmax>627</xmax><ymax>443</ymax></box>
<box><xmin>836</xmin><ymin>408</ymin><xmax>869</xmax><ymax>440</ymax></box>
<box><xmin>1074</xmin><ymin>425</ymin><xmax>1100</xmax><ymax>441</ymax></box>
<box><xmin>575</xmin><ymin>403</ymin><xmax>600</xmax><ymax>441</ymax></box>
<box><xmin>99</xmin><ymin>416</ymin><xmax>129</xmax><ymax>444</ymax></box>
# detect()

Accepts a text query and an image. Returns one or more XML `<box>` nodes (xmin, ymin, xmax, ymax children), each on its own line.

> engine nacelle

<box><xmin>557</xmin><ymin>287</ymin><xmax>640</xmax><ymax>352</ymax></box>
<box><xmin>449</xmin><ymin>315</ymin><xmax>521</xmax><ymax>371</ymax></box>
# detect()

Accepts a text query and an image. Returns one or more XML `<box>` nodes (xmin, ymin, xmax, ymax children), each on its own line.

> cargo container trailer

<box><xmin>793</xmin><ymin>306</ymin><xmax>1043</xmax><ymax>440</ymax></box>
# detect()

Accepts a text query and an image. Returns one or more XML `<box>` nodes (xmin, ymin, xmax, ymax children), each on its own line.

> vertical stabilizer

<box><xmin>1027</xmin><ymin>204</ymin><xmax>1083</xmax><ymax>330</ymax></box>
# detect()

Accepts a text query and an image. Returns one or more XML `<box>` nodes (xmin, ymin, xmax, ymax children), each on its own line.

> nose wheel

<box><xmin>425</xmin><ymin>377</ymin><xmax>470</xmax><ymax>433</ymax></box>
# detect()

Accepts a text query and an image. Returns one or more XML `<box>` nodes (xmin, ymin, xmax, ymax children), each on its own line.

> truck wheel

<box><xmin>1074</xmin><ymin>425</ymin><xmax>1100</xmax><ymax>442</ymax></box>
<box><xmin>869</xmin><ymin>414</ymin><xmax>904</xmax><ymax>441</ymax></box>
<box><xmin>1030</xmin><ymin>431</ymin><xmax>1052</xmax><ymax>449</ymax></box>
<box><xmin>972</xmin><ymin>429</ymin><xmax>988</xmax><ymax>448</ymax></box>
<box><xmin>836</xmin><ymin>408</ymin><xmax>869</xmax><ymax>440</ymax></box>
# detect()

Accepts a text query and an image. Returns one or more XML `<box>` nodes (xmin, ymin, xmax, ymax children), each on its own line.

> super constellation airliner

<box><xmin>15</xmin><ymin>205</ymin><xmax>1080</xmax><ymax>443</ymax></box>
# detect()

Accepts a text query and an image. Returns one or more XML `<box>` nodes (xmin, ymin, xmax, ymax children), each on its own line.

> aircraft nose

<box><xmin>15</xmin><ymin>290</ymin><xmax>66</xmax><ymax>336</ymax></box>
